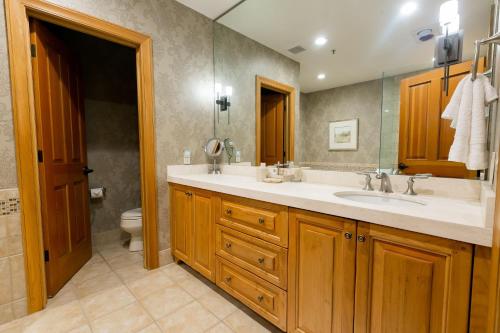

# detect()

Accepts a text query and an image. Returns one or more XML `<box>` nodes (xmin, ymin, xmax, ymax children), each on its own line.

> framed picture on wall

<box><xmin>329</xmin><ymin>119</ymin><xmax>358</xmax><ymax>150</ymax></box>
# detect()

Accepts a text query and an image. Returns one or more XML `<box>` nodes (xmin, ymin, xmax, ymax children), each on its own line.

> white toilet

<box><xmin>120</xmin><ymin>208</ymin><xmax>143</xmax><ymax>252</ymax></box>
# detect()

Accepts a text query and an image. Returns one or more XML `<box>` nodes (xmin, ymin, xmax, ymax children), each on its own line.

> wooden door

<box><xmin>399</xmin><ymin>60</ymin><xmax>484</xmax><ymax>178</ymax></box>
<box><xmin>191</xmin><ymin>189</ymin><xmax>215</xmax><ymax>281</ymax></box>
<box><xmin>354</xmin><ymin>222</ymin><xmax>472</xmax><ymax>333</ymax></box>
<box><xmin>171</xmin><ymin>186</ymin><xmax>192</xmax><ymax>263</ymax></box>
<box><xmin>288</xmin><ymin>209</ymin><xmax>357</xmax><ymax>333</ymax></box>
<box><xmin>261</xmin><ymin>92</ymin><xmax>285</xmax><ymax>165</ymax></box>
<box><xmin>30</xmin><ymin>19</ymin><xmax>92</xmax><ymax>296</ymax></box>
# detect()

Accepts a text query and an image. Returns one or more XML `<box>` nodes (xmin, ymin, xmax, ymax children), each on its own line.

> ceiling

<box><xmin>180</xmin><ymin>0</ymin><xmax>493</xmax><ymax>93</ymax></box>
<box><xmin>175</xmin><ymin>0</ymin><xmax>241</xmax><ymax>19</ymax></box>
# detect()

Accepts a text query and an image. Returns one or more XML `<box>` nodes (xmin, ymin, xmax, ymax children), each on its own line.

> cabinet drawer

<box><xmin>216</xmin><ymin>257</ymin><xmax>287</xmax><ymax>331</ymax></box>
<box><xmin>216</xmin><ymin>225</ymin><xmax>287</xmax><ymax>289</ymax></box>
<box><xmin>218</xmin><ymin>195</ymin><xmax>288</xmax><ymax>247</ymax></box>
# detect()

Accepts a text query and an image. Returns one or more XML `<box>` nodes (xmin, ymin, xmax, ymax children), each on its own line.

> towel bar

<box><xmin>471</xmin><ymin>32</ymin><xmax>500</xmax><ymax>81</ymax></box>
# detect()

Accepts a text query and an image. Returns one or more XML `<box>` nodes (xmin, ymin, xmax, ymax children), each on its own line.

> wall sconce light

<box><xmin>215</xmin><ymin>83</ymin><xmax>233</xmax><ymax>123</ymax></box>
<box><xmin>434</xmin><ymin>0</ymin><xmax>462</xmax><ymax>95</ymax></box>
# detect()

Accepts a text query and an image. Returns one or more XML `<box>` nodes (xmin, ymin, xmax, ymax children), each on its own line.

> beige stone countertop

<box><xmin>167</xmin><ymin>173</ymin><xmax>492</xmax><ymax>247</ymax></box>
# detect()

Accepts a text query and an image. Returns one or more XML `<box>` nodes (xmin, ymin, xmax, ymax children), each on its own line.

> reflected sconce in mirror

<box><xmin>215</xmin><ymin>83</ymin><xmax>232</xmax><ymax>123</ymax></box>
<box><xmin>434</xmin><ymin>0</ymin><xmax>463</xmax><ymax>95</ymax></box>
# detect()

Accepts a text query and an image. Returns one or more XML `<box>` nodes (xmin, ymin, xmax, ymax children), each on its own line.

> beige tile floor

<box><xmin>0</xmin><ymin>242</ymin><xmax>282</xmax><ymax>333</ymax></box>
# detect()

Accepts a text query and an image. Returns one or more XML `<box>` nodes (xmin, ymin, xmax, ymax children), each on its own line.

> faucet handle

<box><xmin>356</xmin><ymin>172</ymin><xmax>374</xmax><ymax>191</ymax></box>
<box><xmin>404</xmin><ymin>174</ymin><xmax>431</xmax><ymax>195</ymax></box>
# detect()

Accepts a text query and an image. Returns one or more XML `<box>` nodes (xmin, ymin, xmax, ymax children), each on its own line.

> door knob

<box><xmin>83</xmin><ymin>166</ymin><xmax>94</xmax><ymax>175</ymax></box>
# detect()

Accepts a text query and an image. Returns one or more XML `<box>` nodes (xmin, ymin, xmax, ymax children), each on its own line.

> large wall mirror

<box><xmin>213</xmin><ymin>0</ymin><xmax>497</xmax><ymax>179</ymax></box>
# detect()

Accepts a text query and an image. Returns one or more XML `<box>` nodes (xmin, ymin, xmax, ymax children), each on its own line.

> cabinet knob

<box><xmin>344</xmin><ymin>232</ymin><xmax>353</xmax><ymax>240</ymax></box>
<box><xmin>357</xmin><ymin>235</ymin><xmax>366</xmax><ymax>242</ymax></box>
<box><xmin>258</xmin><ymin>217</ymin><xmax>265</xmax><ymax>225</ymax></box>
<box><xmin>224</xmin><ymin>276</ymin><xmax>232</xmax><ymax>283</ymax></box>
<box><xmin>185</xmin><ymin>191</ymin><xmax>192</xmax><ymax>197</ymax></box>
<box><xmin>226</xmin><ymin>208</ymin><xmax>232</xmax><ymax>215</ymax></box>
<box><xmin>257</xmin><ymin>295</ymin><xmax>264</xmax><ymax>302</ymax></box>
<box><xmin>258</xmin><ymin>257</ymin><xmax>265</xmax><ymax>264</ymax></box>
<box><xmin>225</xmin><ymin>242</ymin><xmax>232</xmax><ymax>249</ymax></box>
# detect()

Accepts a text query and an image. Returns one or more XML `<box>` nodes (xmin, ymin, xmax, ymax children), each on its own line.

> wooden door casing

<box><xmin>30</xmin><ymin>19</ymin><xmax>92</xmax><ymax>296</ymax></box>
<box><xmin>354</xmin><ymin>222</ymin><xmax>473</xmax><ymax>333</ymax></box>
<box><xmin>261</xmin><ymin>92</ymin><xmax>285</xmax><ymax>165</ymax></box>
<box><xmin>398</xmin><ymin>60</ymin><xmax>485</xmax><ymax>178</ymax></box>
<box><xmin>288</xmin><ymin>208</ymin><xmax>357</xmax><ymax>333</ymax></box>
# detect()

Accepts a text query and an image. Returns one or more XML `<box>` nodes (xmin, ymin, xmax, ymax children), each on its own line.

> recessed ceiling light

<box><xmin>400</xmin><ymin>2</ymin><xmax>417</xmax><ymax>16</ymax></box>
<box><xmin>314</xmin><ymin>36</ymin><xmax>328</xmax><ymax>46</ymax></box>
<box><xmin>317</xmin><ymin>73</ymin><xmax>326</xmax><ymax>80</ymax></box>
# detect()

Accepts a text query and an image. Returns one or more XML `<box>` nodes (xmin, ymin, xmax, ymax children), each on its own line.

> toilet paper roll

<box><xmin>90</xmin><ymin>187</ymin><xmax>104</xmax><ymax>199</ymax></box>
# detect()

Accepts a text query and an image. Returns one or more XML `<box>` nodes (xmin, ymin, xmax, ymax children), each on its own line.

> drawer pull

<box><xmin>225</xmin><ymin>242</ymin><xmax>232</xmax><ymax>249</ymax></box>
<box><xmin>257</xmin><ymin>295</ymin><xmax>264</xmax><ymax>302</ymax></box>
<box><xmin>258</xmin><ymin>217</ymin><xmax>265</xmax><ymax>225</ymax></box>
<box><xmin>225</xmin><ymin>276</ymin><xmax>232</xmax><ymax>283</ymax></box>
<box><xmin>226</xmin><ymin>208</ymin><xmax>232</xmax><ymax>215</ymax></box>
<box><xmin>258</xmin><ymin>257</ymin><xmax>265</xmax><ymax>264</ymax></box>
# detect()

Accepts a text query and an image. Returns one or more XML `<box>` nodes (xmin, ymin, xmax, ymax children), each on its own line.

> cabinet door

<box><xmin>288</xmin><ymin>208</ymin><xmax>357</xmax><ymax>333</ymax></box>
<box><xmin>354</xmin><ymin>222</ymin><xmax>472</xmax><ymax>333</ymax></box>
<box><xmin>170</xmin><ymin>186</ymin><xmax>192</xmax><ymax>263</ymax></box>
<box><xmin>192</xmin><ymin>189</ymin><xmax>215</xmax><ymax>281</ymax></box>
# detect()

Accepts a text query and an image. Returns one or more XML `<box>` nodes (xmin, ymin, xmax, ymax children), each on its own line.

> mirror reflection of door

<box><xmin>260</xmin><ymin>88</ymin><xmax>287</xmax><ymax>165</ymax></box>
<box><xmin>398</xmin><ymin>59</ymin><xmax>485</xmax><ymax>179</ymax></box>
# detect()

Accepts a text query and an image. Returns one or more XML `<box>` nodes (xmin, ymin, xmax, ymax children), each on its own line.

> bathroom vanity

<box><xmin>168</xmin><ymin>167</ymin><xmax>492</xmax><ymax>333</ymax></box>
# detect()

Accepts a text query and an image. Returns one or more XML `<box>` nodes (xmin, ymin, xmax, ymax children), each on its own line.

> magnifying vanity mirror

<box><xmin>204</xmin><ymin>137</ymin><xmax>225</xmax><ymax>174</ymax></box>
<box><xmin>213</xmin><ymin>0</ymin><xmax>498</xmax><ymax>180</ymax></box>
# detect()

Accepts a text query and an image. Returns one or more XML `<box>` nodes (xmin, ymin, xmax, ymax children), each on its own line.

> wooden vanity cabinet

<box><xmin>353</xmin><ymin>222</ymin><xmax>473</xmax><ymax>333</ymax></box>
<box><xmin>170</xmin><ymin>185</ymin><xmax>479</xmax><ymax>333</ymax></box>
<box><xmin>288</xmin><ymin>209</ymin><xmax>357</xmax><ymax>333</ymax></box>
<box><xmin>170</xmin><ymin>184</ymin><xmax>215</xmax><ymax>281</ymax></box>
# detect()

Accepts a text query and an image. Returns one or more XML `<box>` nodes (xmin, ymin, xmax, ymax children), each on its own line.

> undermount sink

<box><xmin>334</xmin><ymin>191</ymin><xmax>426</xmax><ymax>208</ymax></box>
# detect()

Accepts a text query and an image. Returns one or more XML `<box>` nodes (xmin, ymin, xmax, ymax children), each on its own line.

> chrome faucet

<box><xmin>376</xmin><ymin>172</ymin><xmax>393</xmax><ymax>193</ymax></box>
<box><xmin>403</xmin><ymin>174</ymin><xmax>432</xmax><ymax>195</ymax></box>
<box><xmin>357</xmin><ymin>171</ymin><xmax>375</xmax><ymax>191</ymax></box>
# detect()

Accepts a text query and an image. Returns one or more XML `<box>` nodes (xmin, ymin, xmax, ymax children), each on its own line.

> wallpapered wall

<box><xmin>213</xmin><ymin>23</ymin><xmax>301</xmax><ymax>165</ymax></box>
<box><xmin>300</xmin><ymin>79</ymin><xmax>382</xmax><ymax>167</ymax></box>
<box><xmin>0</xmin><ymin>0</ymin><xmax>216</xmax><ymax>250</ymax></box>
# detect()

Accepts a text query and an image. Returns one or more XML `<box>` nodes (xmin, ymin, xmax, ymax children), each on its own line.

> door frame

<box><xmin>255</xmin><ymin>75</ymin><xmax>295</xmax><ymax>164</ymax></box>
<box><xmin>4</xmin><ymin>0</ymin><xmax>159</xmax><ymax>313</ymax></box>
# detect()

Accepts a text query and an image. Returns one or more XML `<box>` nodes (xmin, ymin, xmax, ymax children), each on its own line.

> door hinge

<box><xmin>37</xmin><ymin>150</ymin><xmax>43</xmax><ymax>163</ymax></box>
<box><xmin>30</xmin><ymin>44</ymin><xmax>36</xmax><ymax>58</ymax></box>
<box><xmin>44</xmin><ymin>250</ymin><xmax>49</xmax><ymax>262</ymax></box>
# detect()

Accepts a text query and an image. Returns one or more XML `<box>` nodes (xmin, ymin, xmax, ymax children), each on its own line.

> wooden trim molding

<box><xmin>255</xmin><ymin>75</ymin><xmax>296</xmax><ymax>165</ymax></box>
<box><xmin>4</xmin><ymin>0</ymin><xmax>159</xmax><ymax>313</ymax></box>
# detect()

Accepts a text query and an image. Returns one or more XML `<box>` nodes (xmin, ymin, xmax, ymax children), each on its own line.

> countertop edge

<box><xmin>167</xmin><ymin>175</ymin><xmax>493</xmax><ymax>247</ymax></box>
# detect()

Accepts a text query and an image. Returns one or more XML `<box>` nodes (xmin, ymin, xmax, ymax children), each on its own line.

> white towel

<box><xmin>441</xmin><ymin>73</ymin><xmax>498</xmax><ymax>170</ymax></box>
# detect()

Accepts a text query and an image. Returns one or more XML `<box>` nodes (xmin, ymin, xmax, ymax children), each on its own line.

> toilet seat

<box><xmin>121</xmin><ymin>208</ymin><xmax>142</xmax><ymax>220</ymax></box>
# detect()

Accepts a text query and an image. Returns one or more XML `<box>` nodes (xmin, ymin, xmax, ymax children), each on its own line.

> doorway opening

<box><xmin>5</xmin><ymin>0</ymin><xmax>158</xmax><ymax>312</ymax></box>
<box><xmin>255</xmin><ymin>76</ymin><xmax>296</xmax><ymax>165</ymax></box>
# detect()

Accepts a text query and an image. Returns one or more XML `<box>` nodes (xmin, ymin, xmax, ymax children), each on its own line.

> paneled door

<box><xmin>30</xmin><ymin>19</ymin><xmax>92</xmax><ymax>296</ymax></box>
<box><xmin>398</xmin><ymin>60</ymin><xmax>484</xmax><ymax>178</ymax></box>
<box><xmin>261</xmin><ymin>92</ymin><xmax>285</xmax><ymax>165</ymax></box>
<box><xmin>288</xmin><ymin>208</ymin><xmax>357</xmax><ymax>333</ymax></box>
<box><xmin>354</xmin><ymin>222</ymin><xmax>473</xmax><ymax>333</ymax></box>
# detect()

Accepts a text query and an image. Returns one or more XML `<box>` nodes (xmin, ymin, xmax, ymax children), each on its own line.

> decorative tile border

<box><xmin>299</xmin><ymin>161</ymin><xmax>378</xmax><ymax>172</ymax></box>
<box><xmin>0</xmin><ymin>198</ymin><xmax>20</xmax><ymax>216</ymax></box>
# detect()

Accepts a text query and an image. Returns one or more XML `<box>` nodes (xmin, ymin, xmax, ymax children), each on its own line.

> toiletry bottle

<box><xmin>257</xmin><ymin>163</ymin><xmax>267</xmax><ymax>181</ymax></box>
